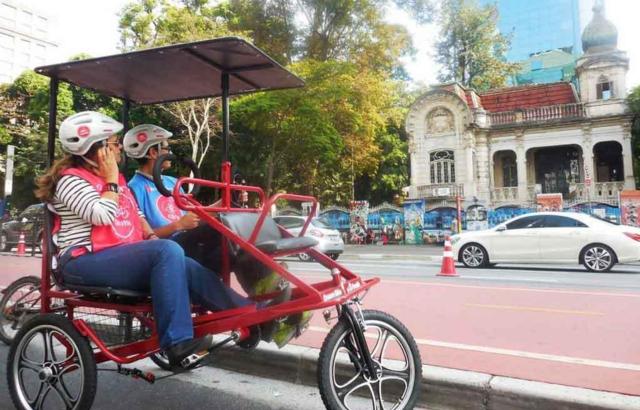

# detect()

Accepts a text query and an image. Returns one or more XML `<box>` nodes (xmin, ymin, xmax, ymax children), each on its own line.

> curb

<box><xmin>210</xmin><ymin>340</ymin><xmax>640</xmax><ymax>410</ymax></box>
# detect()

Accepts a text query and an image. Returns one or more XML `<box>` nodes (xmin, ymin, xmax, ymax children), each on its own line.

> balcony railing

<box><xmin>526</xmin><ymin>181</ymin><xmax>624</xmax><ymax>205</ymax></box>
<box><xmin>416</xmin><ymin>183</ymin><xmax>464</xmax><ymax>199</ymax></box>
<box><xmin>488</xmin><ymin>103</ymin><xmax>585</xmax><ymax>127</ymax></box>
<box><xmin>491</xmin><ymin>186</ymin><xmax>518</xmax><ymax>203</ymax></box>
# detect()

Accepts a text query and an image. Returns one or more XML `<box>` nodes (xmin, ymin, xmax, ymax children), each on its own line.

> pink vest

<box><xmin>58</xmin><ymin>167</ymin><xmax>144</xmax><ymax>256</ymax></box>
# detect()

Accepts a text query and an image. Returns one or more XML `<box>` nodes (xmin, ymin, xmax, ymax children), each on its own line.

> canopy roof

<box><xmin>35</xmin><ymin>37</ymin><xmax>304</xmax><ymax>105</ymax></box>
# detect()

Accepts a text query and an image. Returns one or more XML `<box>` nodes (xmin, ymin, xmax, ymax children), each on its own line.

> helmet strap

<box><xmin>81</xmin><ymin>156</ymin><xmax>99</xmax><ymax>168</ymax></box>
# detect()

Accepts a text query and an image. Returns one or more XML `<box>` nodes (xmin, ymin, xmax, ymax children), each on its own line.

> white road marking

<box><xmin>463</xmin><ymin>275</ymin><xmax>559</xmax><ymax>283</ymax></box>
<box><xmin>307</xmin><ymin>326</ymin><xmax>640</xmax><ymax>372</ymax></box>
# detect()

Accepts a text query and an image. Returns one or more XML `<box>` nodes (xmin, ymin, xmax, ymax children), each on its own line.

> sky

<box><xmin>29</xmin><ymin>0</ymin><xmax>640</xmax><ymax>91</ymax></box>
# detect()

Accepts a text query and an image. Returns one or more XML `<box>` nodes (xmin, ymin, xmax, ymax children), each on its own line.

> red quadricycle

<box><xmin>3</xmin><ymin>38</ymin><xmax>422</xmax><ymax>410</ymax></box>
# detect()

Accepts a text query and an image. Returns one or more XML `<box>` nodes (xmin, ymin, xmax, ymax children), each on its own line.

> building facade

<box><xmin>0</xmin><ymin>0</ymin><xmax>57</xmax><ymax>84</ymax></box>
<box><xmin>405</xmin><ymin>4</ymin><xmax>632</xmax><ymax>216</ymax></box>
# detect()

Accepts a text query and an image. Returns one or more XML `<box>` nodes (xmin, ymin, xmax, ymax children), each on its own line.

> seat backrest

<box><xmin>219</xmin><ymin>212</ymin><xmax>282</xmax><ymax>245</ymax></box>
<box><xmin>43</xmin><ymin>205</ymin><xmax>63</xmax><ymax>285</ymax></box>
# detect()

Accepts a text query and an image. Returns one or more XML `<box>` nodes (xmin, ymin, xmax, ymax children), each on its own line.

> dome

<box><xmin>581</xmin><ymin>2</ymin><xmax>618</xmax><ymax>53</ymax></box>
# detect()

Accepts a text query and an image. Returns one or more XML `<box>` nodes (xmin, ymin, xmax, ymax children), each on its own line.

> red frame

<box><xmin>39</xmin><ymin>161</ymin><xmax>379</xmax><ymax>365</ymax></box>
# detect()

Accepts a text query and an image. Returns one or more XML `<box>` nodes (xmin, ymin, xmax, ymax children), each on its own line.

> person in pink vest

<box><xmin>34</xmin><ymin>111</ymin><xmax>250</xmax><ymax>368</ymax></box>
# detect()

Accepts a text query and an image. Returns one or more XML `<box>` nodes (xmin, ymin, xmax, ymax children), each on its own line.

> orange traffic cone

<box><xmin>437</xmin><ymin>235</ymin><xmax>458</xmax><ymax>277</ymax></box>
<box><xmin>16</xmin><ymin>231</ymin><xmax>26</xmax><ymax>256</ymax></box>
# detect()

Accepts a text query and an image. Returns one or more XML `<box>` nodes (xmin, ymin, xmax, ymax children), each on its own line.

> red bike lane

<box><xmin>3</xmin><ymin>255</ymin><xmax>639</xmax><ymax>396</ymax></box>
<box><xmin>290</xmin><ymin>273</ymin><xmax>640</xmax><ymax>396</ymax></box>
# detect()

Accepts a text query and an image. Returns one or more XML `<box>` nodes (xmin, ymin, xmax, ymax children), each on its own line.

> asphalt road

<box><xmin>2</xmin><ymin>253</ymin><xmax>640</xmax><ymax>397</ymax></box>
<box><xmin>0</xmin><ymin>344</ymin><xmax>333</xmax><ymax>410</ymax></box>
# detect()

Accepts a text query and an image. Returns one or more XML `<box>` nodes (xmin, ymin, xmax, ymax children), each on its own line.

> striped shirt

<box><xmin>52</xmin><ymin>174</ymin><xmax>144</xmax><ymax>256</ymax></box>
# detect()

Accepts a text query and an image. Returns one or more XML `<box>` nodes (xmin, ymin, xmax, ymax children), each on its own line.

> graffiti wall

<box><xmin>536</xmin><ymin>193</ymin><xmax>563</xmax><ymax>212</ymax></box>
<box><xmin>349</xmin><ymin>201</ymin><xmax>369</xmax><ymax>244</ymax></box>
<box><xmin>403</xmin><ymin>200</ymin><xmax>425</xmax><ymax>245</ymax></box>
<box><xmin>620</xmin><ymin>191</ymin><xmax>640</xmax><ymax>227</ymax></box>
<box><xmin>368</xmin><ymin>204</ymin><xmax>404</xmax><ymax>244</ymax></box>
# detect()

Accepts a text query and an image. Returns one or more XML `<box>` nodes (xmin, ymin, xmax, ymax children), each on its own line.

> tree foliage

<box><xmin>627</xmin><ymin>86</ymin><xmax>640</xmax><ymax>188</ymax></box>
<box><xmin>435</xmin><ymin>0</ymin><xmax>519</xmax><ymax>91</ymax></box>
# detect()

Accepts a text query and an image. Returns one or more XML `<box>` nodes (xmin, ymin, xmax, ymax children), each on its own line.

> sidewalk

<box><xmin>210</xmin><ymin>340</ymin><xmax>640</xmax><ymax>410</ymax></box>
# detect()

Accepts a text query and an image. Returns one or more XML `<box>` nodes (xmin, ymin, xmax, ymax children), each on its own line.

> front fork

<box><xmin>339</xmin><ymin>300</ymin><xmax>378</xmax><ymax>379</ymax></box>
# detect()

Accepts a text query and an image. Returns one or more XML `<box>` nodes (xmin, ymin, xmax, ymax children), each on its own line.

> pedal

<box><xmin>179</xmin><ymin>350</ymin><xmax>210</xmax><ymax>368</ymax></box>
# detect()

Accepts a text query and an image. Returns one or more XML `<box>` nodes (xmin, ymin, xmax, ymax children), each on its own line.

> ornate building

<box><xmin>405</xmin><ymin>3</ymin><xmax>632</xmax><ymax>214</ymax></box>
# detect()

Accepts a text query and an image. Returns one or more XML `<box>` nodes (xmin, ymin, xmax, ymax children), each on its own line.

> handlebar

<box><xmin>153</xmin><ymin>153</ymin><xmax>201</xmax><ymax>197</ymax></box>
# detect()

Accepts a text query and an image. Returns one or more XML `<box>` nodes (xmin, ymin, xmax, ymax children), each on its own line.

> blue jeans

<box><xmin>61</xmin><ymin>240</ymin><xmax>251</xmax><ymax>349</ymax></box>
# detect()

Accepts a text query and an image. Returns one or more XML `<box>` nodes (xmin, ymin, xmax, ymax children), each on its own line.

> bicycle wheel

<box><xmin>0</xmin><ymin>276</ymin><xmax>41</xmax><ymax>345</ymax></box>
<box><xmin>318</xmin><ymin>309</ymin><xmax>422</xmax><ymax>410</ymax></box>
<box><xmin>7</xmin><ymin>313</ymin><xmax>97</xmax><ymax>410</ymax></box>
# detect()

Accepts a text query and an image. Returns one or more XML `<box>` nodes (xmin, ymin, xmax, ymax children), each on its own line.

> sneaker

<box><xmin>273</xmin><ymin>311</ymin><xmax>313</xmax><ymax>348</ymax></box>
<box><xmin>165</xmin><ymin>335</ymin><xmax>213</xmax><ymax>368</ymax></box>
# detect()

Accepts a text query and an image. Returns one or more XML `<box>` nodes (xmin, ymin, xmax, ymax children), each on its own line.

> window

<box><xmin>312</xmin><ymin>218</ymin><xmax>333</xmax><ymax>229</ymax></box>
<box><xmin>429</xmin><ymin>150</ymin><xmax>455</xmax><ymax>184</ymax></box>
<box><xmin>506</xmin><ymin>215</ymin><xmax>544</xmax><ymax>230</ymax></box>
<box><xmin>0</xmin><ymin>3</ymin><xmax>16</xmax><ymax>26</ymax></box>
<box><xmin>542</xmin><ymin>215</ymin><xmax>586</xmax><ymax>228</ymax></box>
<box><xmin>502</xmin><ymin>156</ymin><xmax>517</xmax><ymax>187</ymax></box>
<box><xmin>596</xmin><ymin>77</ymin><xmax>613</xmax><ymax>100</ymax></box>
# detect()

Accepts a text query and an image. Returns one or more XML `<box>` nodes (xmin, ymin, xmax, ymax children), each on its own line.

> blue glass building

<box><xmin>480</xmin><ymin>0</ymin><xmax>596</xmax><ymax>84</ymax></box>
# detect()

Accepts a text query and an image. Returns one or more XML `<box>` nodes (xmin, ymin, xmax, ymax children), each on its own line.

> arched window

<box><xmin>430</xmin><ymin>150</ymin><xmax>455</xmax><ymax>184</ymax></box>
<box><xmin>502</xmin><ymin>156</ymin><xmax>517</xmax><ymax>187</ymax></box>
<box><xmin>596</xmin><ymin>75</ymin><xmax>613</xmax><ymax>100</ymax></box>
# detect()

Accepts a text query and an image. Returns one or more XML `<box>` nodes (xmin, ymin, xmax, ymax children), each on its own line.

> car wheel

<box><xmin>329</xmin><ymin>254</ymin><xmax>339</xmax><ymax>261</ymax></box>
<box><xmin>298</xmin><ymin>253</ymin><xmax>312</xmax><ymax>262</ymax></box>
<box><xmin>460</xmin><ymin>243</ymin><xmax>488</xmax><ymax>268</ymax></box>
<box><xmin>582</xmin><ymin>244</ymin><xmax>616</xmax><ymax>272</ymax></box>
<box><xmin>0</xmin><ymin>232</ymin><xmax>7</xmax><ymax>252</ymax></box>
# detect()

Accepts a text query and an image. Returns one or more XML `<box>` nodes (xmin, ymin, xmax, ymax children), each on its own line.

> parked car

<box><xmin>0</xmin><ymin>204</ymin><xmax>44</xmax><ymax>252</ymax></box>
<box><xmin>273</xmin><ymin>215</ymin><xmax>344</xmax><ymax>261</ymax></box>
<box><xmin>451</xmin><ymin>212</ymin><xmax>640</xmax><ymax>272</ymax></box>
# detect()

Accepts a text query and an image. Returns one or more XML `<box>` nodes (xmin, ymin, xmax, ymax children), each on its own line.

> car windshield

<box><xmin>312</xmin><ymin>218</ymin><xmax>333</xmax><ymax>229</ymax></box>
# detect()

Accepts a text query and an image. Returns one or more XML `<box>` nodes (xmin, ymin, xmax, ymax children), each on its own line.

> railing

<box><xmin>416</xmin><ymin>183</ymin><xmax>464</xmax><ymax>199</ymax></box>
<box><xmin>526</xmin><ymin>181</ymin><xmax>624</xmax><ymax>204</ymax></box>
<box><xmin>491</xmin><ymin>186</ymin><xmax>518</xmax><ymax>203</ymax></box>
<box><xmin>488</xmin><ymin>103</ymin><xmax>585</xmax><ymax>127</ymax></box>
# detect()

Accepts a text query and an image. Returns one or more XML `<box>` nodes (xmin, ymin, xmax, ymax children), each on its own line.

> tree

<box><xmin>435</xmin><ymin>0</ymin><xmax>519</xmax><ymax>91</ymax></box>
<box><xmin>118</xmin><ymin>0</ymin><xmax>245</xmax><ymax>168</ymax></box>
<box><xmin>230</xmin><ymin>60</ymin><xmax>401</xmax><ymax>203</ymax></box>
<box><xmin>627</xmin><ymin>85</ymin><xmax>640</xmax><ymax>188</ymax></box>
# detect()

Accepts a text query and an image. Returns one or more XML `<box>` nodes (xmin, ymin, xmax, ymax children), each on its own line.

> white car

<box><xmin>272</xmin><ymin>216</ymin><xmax>345</xmax><ymax>261</ymax></box>
<box><xmin>451</xmin><ymin>212</ymin><xmax>640</xmax><ymax>272</ymax></box>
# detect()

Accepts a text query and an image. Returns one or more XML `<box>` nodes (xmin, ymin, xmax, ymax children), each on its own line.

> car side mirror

<box><xmin>496</xmin><ymin>225</ymin><xmax>506</xmax><ymax>232</ymax></box>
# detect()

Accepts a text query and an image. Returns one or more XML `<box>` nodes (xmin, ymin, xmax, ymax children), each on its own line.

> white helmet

<box><xmin>59</xmin><ymin>111</ymin><xmax>123</xmax><ymax>156</ymax></box>
<box><xmin>123</xmin><ymin>124</ymin><xmax>173</xmax><ymax>159</ymax></box>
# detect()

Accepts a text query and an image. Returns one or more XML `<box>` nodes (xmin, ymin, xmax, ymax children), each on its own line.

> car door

<box><xmin>489</xmin><ymin>215</ymin><xmax>544</xmax><ymax>262</ymax></box>
<box><xmin>536</xmin><ymin>215</ymin><xmax>589</xmax><ymax>263</ymax></box>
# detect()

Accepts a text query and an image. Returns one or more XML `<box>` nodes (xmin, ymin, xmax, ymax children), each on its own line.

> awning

<box><xmin>35</xmin><ymin>37</ymin><xmax>304</xmax><ymax>105</ymax></box>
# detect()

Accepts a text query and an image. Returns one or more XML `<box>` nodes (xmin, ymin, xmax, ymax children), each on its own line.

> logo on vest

<box><xmin>112</xmin><ymin>194</ymin><xmax>136</xmax><ymax>239</ymax></box>
<box><xmin>156</xmin><ymin>195</ymin><xmax>182</xmax><ymax>223</ymax></box>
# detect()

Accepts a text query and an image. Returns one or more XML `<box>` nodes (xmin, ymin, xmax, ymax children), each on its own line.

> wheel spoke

<box><xmin>52</xmin><ymin>378</ymin><xmax>78</xmax><ymax>409</ymax></box>
<box><xmin>340</xmin><ymin>380</ymin><xmax>377</xmax><ymax>410</ymax></box>
<box><xmin>19</xmin><ymin>357</ymin><xmax>42</xmax><ymax>373</ymax></box>
<box><xmin>30</xmin><ymin>383</ymin><xmax>51</xmax><ymax>409</ymax></box>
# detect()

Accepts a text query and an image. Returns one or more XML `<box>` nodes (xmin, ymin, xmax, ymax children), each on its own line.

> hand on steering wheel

<box><xmin>152</xmin><ymin>153</ymin><xmax>201</xmax><ymax>197</ymax></box>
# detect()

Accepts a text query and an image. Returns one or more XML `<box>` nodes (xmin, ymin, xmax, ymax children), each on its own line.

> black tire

<box><xmin>581</xmin><ymin>244</ymin><xmax>616</xmax><ymax>272</ymax></box>
<box><xmin>329</xmin><ymin>254</ymin><xmax>340</xmax><ymax>261</ymax></box>
<box><xmin>298</xmin><ymin>253</ymin><xmax>312</xmax><ymax>262</ymax></box>
<box><xmin>0</xmin><ymin>276</ymin><xmax>41</xmax><ymax>345</ymax></box>
<box><xmin>149</xmin><ymin>351</ymin><xmax>173</xmax><ymax>371</ymax></box>
<box><xmin>318</xmin><ymin>309</ymin><xmax>422</xmax><ymax>410</ymax></box>
<box><xmin>7</xmin><ymin>313</ymin><xmax>97</xmax><ymax>410</ymax></box>
<box><xmin>460</xmin><ymin>243</ymin><xmax>488</xmax><ymax>268</ymax></box>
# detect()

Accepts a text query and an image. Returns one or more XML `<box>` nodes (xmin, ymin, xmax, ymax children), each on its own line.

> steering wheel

<box><xmin>152</xmin><ymin>153</ymin><xmax>201</xmax><ymax>197</ymax></box>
